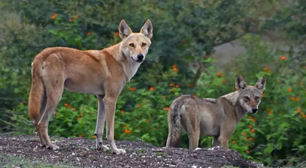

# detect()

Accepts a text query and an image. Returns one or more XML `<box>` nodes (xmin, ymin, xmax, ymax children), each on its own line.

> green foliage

<box><xmin>1</xmin><ymin>0</ymin><xmax>306</xmax><ymax>167</ymax></box>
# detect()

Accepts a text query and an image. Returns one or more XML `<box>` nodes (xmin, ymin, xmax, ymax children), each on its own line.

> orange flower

<box><xmin>173</xmin><ymin>68</ymin><xmax>178</xmax><ymax>72</ymax></box>
<box><xmin>194</xmin><ymin>94</ymin><xmax>198</xmax><ymax>97</ymax></box>
<box><xmin>242</xmin><ymin>132</ymin><xmax>247</xmax><ymax>136</ymax></box>
<box><xmin>175</xmin><ymin>84</ymin><xmax>179</xmax><ymax>88</ymax></box>
<box><xmin>87</xmin><ymin>31</ymin><xmax>92</xmax><ymax>36</ymax></box>
<box><xmin>120</xmin><ymin>110</ymin><xmax>124</xmax><ymax>114</ymax></box>
<box><xmin>129</xmin><ymin>87</ymin><xmax>136</xmax><ymax>91</ymax></box>
<box><xmin>92</xmin><ymin>135</ymin><xmax>96</xmax><ymax>139</ymax></box>
<box><xmin>216</xmin><ymin>72</ymin><xmax>223</xmax><ymax>77</ymax></box>
<box><xmin>245</xmin><ymin>150</ymin><xmax>249</xmax><ymax>153</ymax></box>
<box><xmin>263</xmin><ymin>67</ymin><xmax>267</xmax><ymax>71</ymax></box>
<box><xmin>303</xmin><ymin>114</ymin><xmax>306</xmax><ymax>118</ymax></box>
<box><xmin>163</xmin><ymin>95</ymin><xmax>166</xmax><ymax>98</ymax></box>
<box><xmin>78</xmin><ymin>134</ymin><xmax>83</xmax><ymax>137</ymax></box>
<box><xmin>172</xmin><ymin>65</ymin><xmax>177</xmax><ymax>69</ymax></box>
<box><xmin>123</xmin><ymin>125</ymin><xmax>126</xmax><ymax>128</ymax></box>
<box><xmin>169</xmin><ymin>83</ymin><xmax>174</xmax><ymax>87</ymax></box>
<box><xmin>288</xmin><ymin>88</ymin><xmax>292</xmax><ymax>92</ymax></box>
<box><xmin>164</xmin><ymin>107</ymin><xmax>169</xmax><ymax>111</ymax></box>
<box><xmin>251</xmin><ymin>118</ymin><xmax>256</xmax><ymax>122</ymax></box>
<box><xmin>281</xmin><ymin>56</ymin><xmax>286</xmax><ymax>60</ymax></box>
<box><xmin>149</xmin><ymin>87</ymin><xmax>155</xmax><ymax>91</ymax></box>
<box><xmin>55</xmin><ymin>112</ymin><xmax>59</xmax><ymax>116</ymax></box>
<box><xmin>261</xmin><ymin>94</ymin><xmax>264</xmax><ymax>98</ymax></box>
<box><xmin>222</xmin><ymin>78</ymin><xmax>226</xmax><ymax>83</ymax></box>
<box><xmin>114</xmin><ymin>32</ymin><xmax>119</xmax><ymax>37</ymax></box>
<box><xmin>232</xmin><ymin>141</ymin><xmax>236</xmax><ymax>144</ymax></box>
<box><xmin>72</xmin><ymin>108</ymin><xmax>76</xmax><ymax>111</ymax></box>
<box><xmin>248</xmin><ymin>137</ymin><xmax>254</xmax><ymax>140</ymax></box>
<box><xmin>151</xmin><ymin>127</ymin><xmax>154</xmax><ymax>130</ymax></box>
<box><xmin>290</xmin><ymin>97</ymin><xmax>295</xmax><ymax>100</ymax></box>
<box><xmin>20</xmin><ymin>102</ymin><xmax>24</xmax><ymax>105</ymax></box>
<box><xmin>51</xmin><ymin>13</ymin><xmax>57</xmax><ymax>20</ymax></box>
<box><xmin>146</xmin><ymin>119</ymin><xmax>150</xmax><ymax>122</ymax></box>
<box><xmin>297</xmin><ymin>107</ymin><xmax>301</xmax><ymax>113</ymax></box>
<box><xmin>80</xmin><ymin>113</ymin><xmax>84</xmax><ymax>117</ymax></box>
<box><xmin>64</xmin><ymin>103</ymin><xmax>68</xmax><ymax>107</ymax></box>
<box><xmin>137</xmin><ymin>104</ymin><xmax>141</xmax><ymax>108</ymax></box>
<box><xmin>251</xmin><ymin>129</ymin><xmax>255</xmax><ymax>133</ymax></box>
<box><xmin>296</xmin><ymin>97</ymin><xmax>300</xmax><ymax>101</ymax></box>
<box><xmin>189</xmin><ymin>84</ymin><xmax>193</xmax><ymax>88</ymax></box>
<box><xmin>69</xmin><ymin>18</ymin><xmax>73</xmax><ymax>22</ymax></box>
<box><xmin>248</xmin><ymin>125</ymin><xmax>252</xmax><ymax>128</ymax></box>
<box><xmin>77</xmin><ymin>117</ymin><xmax>81</xmax><ymax>120</ymax></box>
<box><xmin>73</xmin><ymin>15</ymin><xmax>78</xmax><ymax>19</ymax></box>
<box><xmin>268</xmin><ymin>111</ymin><xmax>272</xmax><ymax>115</ymax></box>
<box><xmin>124</xmin><ymin>129</ymin><xmax>131</xmax><ymax>133</ymax></box>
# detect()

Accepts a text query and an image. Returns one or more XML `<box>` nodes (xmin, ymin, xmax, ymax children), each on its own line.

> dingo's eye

<box><xmin>129</xmin><ymin>43</ymin><xmax>135</xmax><ymax>47</ymax></box>
<box><xmin>244</xmin><ymin>96</ymin><xmax>250</xmax><ymax>102</ymax></box>
<box><xmin>255</xmin><ymin>96</ymin><xmax>260</xmax><ymax>101</ymax></box>
<box><xmin>142</xmin><ymin>43</ymin><xmax>146</xmax><ymax>47</ymax></box>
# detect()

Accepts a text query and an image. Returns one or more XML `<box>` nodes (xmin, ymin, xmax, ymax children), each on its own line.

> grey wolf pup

<box><xmin>166</xmin><ymin>75</ymin><xmax>266</xmax><ymax>149</ymax></box>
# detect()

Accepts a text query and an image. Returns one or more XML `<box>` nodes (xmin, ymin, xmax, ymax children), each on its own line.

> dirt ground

<box><xmin>0</xmin><ymin>135</ymin><xmax>263</xmax><ymax>168</ymax></box>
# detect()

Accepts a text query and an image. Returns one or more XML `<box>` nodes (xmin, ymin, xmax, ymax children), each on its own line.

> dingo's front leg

<box><xmin>104</xmin><ymin>96</ymin><xmax>126</xmax><ymax>154</ymax></box>
<box><xmin>94</xmin><ymin>95</ymin><xmax>109</xmax><ymax>151</ymax></box>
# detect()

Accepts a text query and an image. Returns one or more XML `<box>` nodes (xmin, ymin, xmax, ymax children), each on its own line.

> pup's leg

<box><xmin>94</xmin><ymin>95</ymin><xmax>109</xmax><ymax>151</ymax></box>
<box><xmin>219</xmin><ymin>123</ymin><xmax>235</xmax><ymax>148</ymax></box>
<box><xmin>212</xmin><ymin>136</ymin><xmax>221</xmax><ymax>147</ymax></box>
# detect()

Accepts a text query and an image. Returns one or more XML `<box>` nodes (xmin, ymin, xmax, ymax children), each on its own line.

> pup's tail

<box><xmin>28</xmin><ymin>57</ymin><xmax>46</xmax><ymax>124</ymax></box>
<box><xmin>166</xmin><ymin>100</ymin><xmax>182</xmax><ymax>148</ymax></box>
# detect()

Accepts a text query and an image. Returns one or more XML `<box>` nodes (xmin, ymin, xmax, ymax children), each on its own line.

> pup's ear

<box><xmin>235</xmin><ymin>75</ymin><xmax>247</xmax><ymax>90</ymax></box>
<box><xmin>140</xmin><ymin>19</ymin><xmax>153</xmax><ymax>39</ymax></box>
<box><xmin>119</xmin><ymin>20</ymin><xmax>133</xmax><ymax>39</ymax></box>
<box><xmin>255</xmin><ymin>76</ymin><xmax>266</xmax><ymax>92</ymax></box>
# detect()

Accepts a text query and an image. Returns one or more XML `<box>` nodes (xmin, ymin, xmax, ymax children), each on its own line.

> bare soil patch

<box><xmin>0</xmin><ymin>135</ymin><xmax>263</xmax><ymax>168</ymax></box>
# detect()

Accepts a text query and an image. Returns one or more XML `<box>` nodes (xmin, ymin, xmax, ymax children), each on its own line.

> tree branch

<box><xmin>213</xmin><ymin>31</ymin><xmax>249</xmax><ymax>47</ymax></box>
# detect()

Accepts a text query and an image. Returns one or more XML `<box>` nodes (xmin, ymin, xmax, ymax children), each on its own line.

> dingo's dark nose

<box><xmin>137</xmin><ymin>54</ymin><xmax>144</xmax><ymax>60</ymax></box>
<box><xmin>252</xmin><ymin>107</ymin><xmax>258</xmax><ymax>113</ymax></box>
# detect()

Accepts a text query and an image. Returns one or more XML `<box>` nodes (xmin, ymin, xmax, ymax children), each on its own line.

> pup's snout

<box><xmin>137</xmin><ymin>54</ymin><xmax>144</xmax><ymax>60</ymax></box>
<box><xmin>252</xmin><ymin>107</ymin><xmax>258</xmax><ymax>113</ymax></box>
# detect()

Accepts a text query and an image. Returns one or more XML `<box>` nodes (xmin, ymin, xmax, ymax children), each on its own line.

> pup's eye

<box><xmin>129</xmin><ymin>43</ymin><xmax>135</xmax><ymax>47</ymax></box>
<box><xmin>244</xmin><ymin>96</ymin><xmax>250</xmax><ymax>102</ymax></box>
<box><xmin>142</xmin><ymin>43</ymin><xmax>146</xmax><ymax>47</ymax></box>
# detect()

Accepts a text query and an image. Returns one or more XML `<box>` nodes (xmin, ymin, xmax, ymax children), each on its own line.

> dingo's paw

<box><xmin>96</xmin><ymin>142</ymin><xmax>109</xmax><ymax>151</ymax></box>
<box><xmin>47</xmin><ymin>144</ymin><xmax>59</xmax><ymax>150</ymax></box>
<box><xmin>113</xmin><ymin>148</ymin><xmax>126</xmax><ymax>155</ymax></box>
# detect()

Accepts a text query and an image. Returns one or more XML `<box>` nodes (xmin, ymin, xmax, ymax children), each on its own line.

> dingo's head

<box><xmin>236</xmin><ymin>75</ymin><xmax>266</xmax><ymax>114</ymax></box>
<box><xmin>119</xmin><ymin>19</ymin><xmax>153</xmax><ymax>63</ymax></box>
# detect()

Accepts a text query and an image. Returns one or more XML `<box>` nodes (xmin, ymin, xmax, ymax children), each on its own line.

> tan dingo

<box><xmin>28</xmin><ymin>19</ymin><xmax>153</xmax><ymax>154</ymax></box>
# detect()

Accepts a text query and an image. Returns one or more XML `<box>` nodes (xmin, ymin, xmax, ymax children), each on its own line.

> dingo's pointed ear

<box><xmin>235</xmin><ymin>75</ymin><xmax>247</xmax><ymax>90</ymax></box>
<box><xmin>119</xmin><ymin>20</ymin><xmax>132</xmax><ymax>39</ymax></box>
<box><xmin>255</xmin><ymin>76</ymin><xmax>266</xmax><ymax>92</ymax></box>
<box><xmin>140</xmin><ymin>19</ymin><xmax>153</xmax><ymax>39</ymax></box>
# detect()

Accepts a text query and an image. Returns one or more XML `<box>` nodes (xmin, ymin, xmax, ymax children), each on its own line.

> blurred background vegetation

<box><xmin>0</xmin><ymin>0</ymin><xmax>305</xmax><ymax>167</ymax></box>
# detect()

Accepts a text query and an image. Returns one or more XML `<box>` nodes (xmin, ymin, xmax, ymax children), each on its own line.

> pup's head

<box><xmin>236</xmin><ymin>75</ymin><xmax>266</xmax><ymax>114</ymax></box>
<box><xmin>119</xmin><ymin>19</ymin><xmax>153</xmax><ymax>63</ymax></box>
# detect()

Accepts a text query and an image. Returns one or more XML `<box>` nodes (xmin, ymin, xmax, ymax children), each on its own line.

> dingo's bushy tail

<box><xmin>28</xmin><ymin>57</ymin><xmax>46</xmax><ymax>123</ymax></box>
